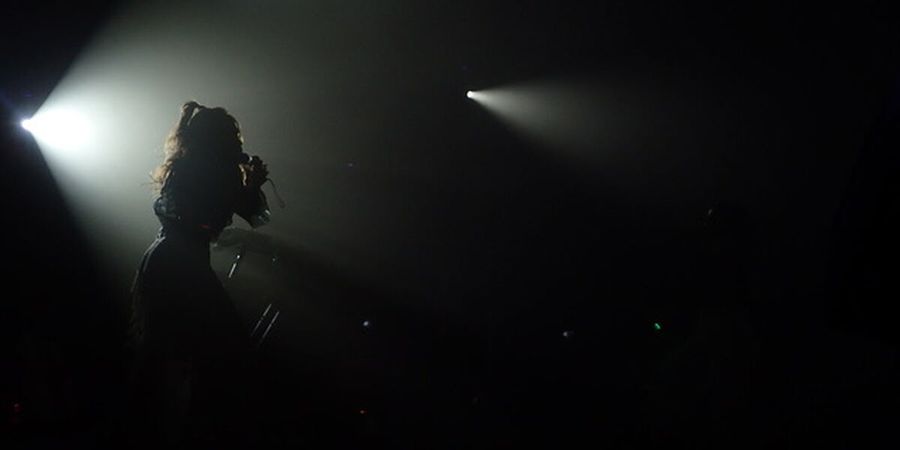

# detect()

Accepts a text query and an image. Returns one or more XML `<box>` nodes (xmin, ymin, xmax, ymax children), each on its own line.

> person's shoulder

<box><xmin>161</xmin><ymin>157</ymin><xmax>194</xmax><ymax>191</ymax></box>
<box><xmin>167</xmin><ymin>156</ymin><xmax>205</xmax><ymax>180</ymax></box>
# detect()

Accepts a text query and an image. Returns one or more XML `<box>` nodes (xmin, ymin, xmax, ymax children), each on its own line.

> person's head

<box><xmin>152</xmin><ymin>101</ymin><xmax>244</xmax><ymax>188</ymax></box>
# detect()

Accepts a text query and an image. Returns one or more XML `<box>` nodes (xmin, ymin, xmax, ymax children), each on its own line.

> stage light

<box><xmin>462</xmin><ymin>80</ymin><xmax>612</xmax><ymax>158</ymax></box>
<box><xmin>20</xmin><ymin>108</ymin><xmax>93</xmax><ymax>153</ymax></box>
<box><xmin>465</xmin><ymin>90</ymin><xmax>486</xmax><ymax>101</ymax></box>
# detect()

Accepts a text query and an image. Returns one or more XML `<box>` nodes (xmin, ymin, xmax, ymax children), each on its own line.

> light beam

<box><xmin>20</xmin><ymin>108</ymin><xmax>93</xmax><ymax>154</ymax></box>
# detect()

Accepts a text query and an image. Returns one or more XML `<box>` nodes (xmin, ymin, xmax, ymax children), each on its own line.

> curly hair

<box><xmin>151</xmin><ymin>101</ymin><xmax>244</xmax><ymax>189</ymax></box>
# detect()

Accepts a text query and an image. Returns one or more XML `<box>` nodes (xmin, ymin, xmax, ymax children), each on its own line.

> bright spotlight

<box><xmin>20</xmin><ymin>108</ymin><xmax>92</xmax><ymax>152</ymax></box>
<box><xmin>462</xmin><ymin>81</ymin><xmax>612</xmax><ymax>156</ymax></box>
<box><xmin>466</xmin><ymin>90</ymin><xmax>486</xmax><ymax>102</ymax></box>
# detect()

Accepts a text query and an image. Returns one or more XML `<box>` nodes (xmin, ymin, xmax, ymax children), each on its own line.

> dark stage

<box><xmin>3</xmin><ymin>1</ymin><xmax>900</xmax><ymax>448</ymax></box>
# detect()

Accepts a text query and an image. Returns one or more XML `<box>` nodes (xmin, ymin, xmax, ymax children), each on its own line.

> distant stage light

<box><xmin>466</xmin><ymin>90</ymin><xmax>487</xmax><ymax>102</ymax></box>
<box><xmin>20</xmin><ymin>108</ymin><xmax>92</xmax><ymax>152</ymax></box>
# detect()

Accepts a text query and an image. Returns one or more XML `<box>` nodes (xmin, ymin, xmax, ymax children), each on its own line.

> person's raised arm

<box><xmin>235</xmin><ymin>155</ymin><xmax>270</xmax><ymax>227</ymax></box>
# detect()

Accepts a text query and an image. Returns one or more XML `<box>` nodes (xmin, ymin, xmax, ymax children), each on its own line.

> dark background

<box><xmin>3</xmin><ymin>1</ymin><xmax>900</xmax><ymax>448</ymax></box>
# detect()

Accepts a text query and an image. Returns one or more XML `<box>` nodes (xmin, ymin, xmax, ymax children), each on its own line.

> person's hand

<box><xmin>242</xmin><ymin>156</ymin><xmax>269</xmax><ymax>188</ymax></box>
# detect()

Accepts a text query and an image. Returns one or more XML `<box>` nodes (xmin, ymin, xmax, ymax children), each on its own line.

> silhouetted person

<box><xmin>125</xmin><ymin>102</ymin><xmax>270</xmax><ymax>449</ymax></box>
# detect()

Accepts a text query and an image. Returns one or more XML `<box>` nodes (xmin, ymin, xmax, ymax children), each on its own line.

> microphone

<box><xmin>239</xmin><ymin>152</ymin><xmax>286</xmax><ymax>209</ymax></box>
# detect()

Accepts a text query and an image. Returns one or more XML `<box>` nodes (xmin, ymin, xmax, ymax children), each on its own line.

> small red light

<box><xmin>359</xmin><ymin>409</ymin><xmax>367</xmax><ymax>415</ymax></box>
<box><xmin>12</xmin><ymin>403</ymin><xmax>22</xmax><ymax>413</ymax></box>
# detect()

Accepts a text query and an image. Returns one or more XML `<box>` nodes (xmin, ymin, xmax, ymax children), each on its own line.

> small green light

<box><xmin>653</xmin><ymin>322</ymin><xmax>662</xmax><ymax>331</ymax></box>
